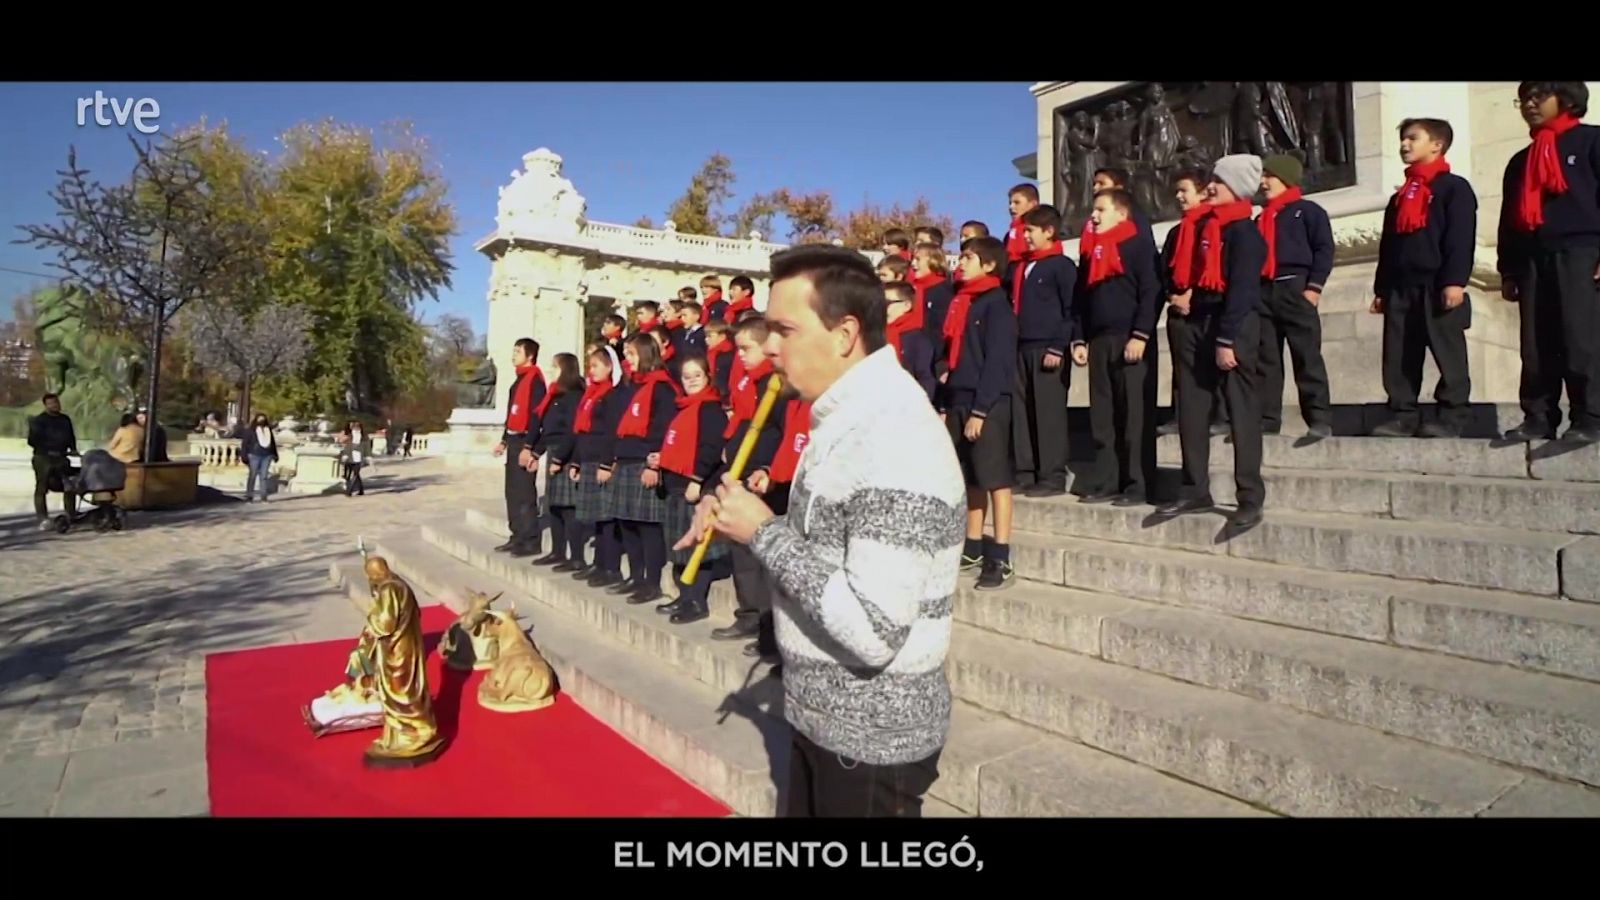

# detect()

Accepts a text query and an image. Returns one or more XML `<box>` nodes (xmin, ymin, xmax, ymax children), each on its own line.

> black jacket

<box><xmin>614</xmin><ymin>379</ymin><xmax>680</xmax><ymax>463</ymax></box>
<box><xmin>573</xmin><ymin>388</ymin><xmax>628</xmax><ymax>466</ymax></box>
<box><xmin>1191</xmin><ymin>218</ymin><xmax>1267</xmax><ymax>347</ymax></box>
<box><xmin>1261</xmin><ymin>197</ymin><xmax>1335</xmax><ymax>290</ymax></box>
<box><xmin>898</xmin><ymin>329</ymin><xmax>938</xmax><ymax>403</ymax></box>
<box><xmin>921</xmin><ymin>280</ymin><xmax>957</xmax><ymax>345</ymax></box>
<box><xmin>1073</xmin><ymin>233</ymin><xmax>1162</xmax><ymax>342</ymax></box>
<box><xmin>662</xmin><ymin>401</ymin><xmax>729</xmax><ymax>494</ymax></box>
<box><xmin>28</xmin><ymin>411</ymin><xmax>76</xmax><ymax>457</ymax></box>
<box><xmin>1375</xmin><ymin>171</ymin><xmax>1478</xmax><ymax>295</ymax></box>
<box><xmin>502</xmin><ymin>368</ymin><xmax>549</xmax><ymax>443</ymax></box>
<box><xmin>943</xmin><ymin>285</ymin><xmax>1018</xmax><ymax>417</ymax></box>
<box><xmin>531</xmin><ymin>389</ymin><xmax>580</xmax><ymax>464</ymax></box>
<box><xmin>240</xmin><ymin>426</ymin><xmax>279</xmax><ymax>461</ymax></box>
<box><xmin>1497</xmin><ymin>123</ymin><xmax>1600</xmax><ymax>274</ymax></box>
<box><xmin>713</xmin><ymin>370</ymin><xmax>783</xmax><ymax>482</ymax></box>
<box><xmin>1014</xmin><ymin>254</ymin><xmax>1079</xmax><ymax>353</ymax></box>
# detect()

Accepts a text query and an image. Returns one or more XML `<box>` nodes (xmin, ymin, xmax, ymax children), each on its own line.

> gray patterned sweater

<box><xmin>750</xmin><ymin>345</ymin><xmax>967</xmax><ymax>765</ymax></box>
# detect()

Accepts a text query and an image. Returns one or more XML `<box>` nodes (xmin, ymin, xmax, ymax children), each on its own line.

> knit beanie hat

<box><xmin>1213</xmin><ymin>154</ymin><xmax>1263</xmax><ymax>202</ymax></box>
<box><xmin>1263</xmin><ymin>153</ymin><xmax>1304</xmax><ymax>187</ymax></box>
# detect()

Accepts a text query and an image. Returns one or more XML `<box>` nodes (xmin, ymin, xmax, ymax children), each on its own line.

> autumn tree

<box><xmin>664</xmin><ymin>153</ymin><xmax>736</xmax><ymax>236</ymax></box>
<box><xmin>184</xmin><ymin>301</ymin><xmax>313</xmax><ymax>424</ymax></box>
<box><xmin>837</xmin><ymin>197</ymin><xmax>956</xmax><ymax>251</ymax></box>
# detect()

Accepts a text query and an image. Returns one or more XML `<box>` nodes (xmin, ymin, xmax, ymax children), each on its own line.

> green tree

<box><xmin>665</xmin><ymin>153</ymin><xmax>736</xmax><ymax>236</ymax></box>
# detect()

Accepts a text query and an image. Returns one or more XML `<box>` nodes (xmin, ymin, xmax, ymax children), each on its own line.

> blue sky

<box><xmin>0</xmin><ymin>82</ymin><xmax>1038</xmax><ymax>336</ymax></box>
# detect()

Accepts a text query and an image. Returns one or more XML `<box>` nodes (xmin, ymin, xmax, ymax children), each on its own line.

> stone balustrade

<box><xmin>190</xmin><ymin>438</ymin><xmax>244</xmax><ymax>469</ymax></box>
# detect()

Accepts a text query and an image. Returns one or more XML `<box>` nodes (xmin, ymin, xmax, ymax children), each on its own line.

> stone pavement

<box><xmin>0</xmin><ymin>456</ymin><xmax>500</xmax><ymax>816</ymax></box>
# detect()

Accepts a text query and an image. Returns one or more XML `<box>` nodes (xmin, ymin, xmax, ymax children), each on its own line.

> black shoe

<box><xmin>1229</xmin><ymin>505</ymin><xmax>1264</xmax><ymax>532</ymax></box>
<box><xmin>531</xmin><ymin>552</ymin><xmax>565</xmax><ymax>567</ymax></box>
<box><xmin>1261</xmin><ymin>424</ymin><xmax>1282</xmax><ymax>436</ymax></box>
<box><xmin>1155</xmin><ymin>495</ymin><xmax>1214</xmax><ymax>517</ymax></box>
<box><xmin>570</xmin><ymin>565</ymin><xmax>595</xmax><ymax>581</ymax></box>
<box><xmin>509</xmin><ymin>545</ymin><xmax>539</xmax><ymax>558</ymax></box>
<box><xmin>1562</xmin><ymin>425</ymin><xmax>1600</xmax><ymax>445</ymax></box>
<box><xmin>656</xmin><ymin>598</ymin><xmax>684</xmax><ymax>616</ymax></box>
<box><xmin>627</xmin><ymin>586</ymin><xmax>664</xmax><ymax>605</ymax></box>
<box><xmin>494</xmin><ymin>541</ymin><xmax>517</xmax><ymax>553</ymax></box>
<box><xmin>1079</xmin><ymin>489</ymin><xmax>1120</xmax><ymax>504</ymax></box>
<box><xmin>960</xmin><ymin>553</ymin><xmax>983</xmax><ymax>573</ymax></box>
<box><xmin>1111</xmin><ymin>490</ymin><xmax>1148</xmax><ymax>508</ymax></box>
<box><xmin>551</xmin><ymin>559</ymin><xmax>582</xmax><ymax>573</ymax></box>
<box><xmin>670</xmin><ymin>604</ymin><xmax>709</xmax><ymax>625</ymax></box>
<box><xmin>586</xmin><ymin>570</ymin><xmax>623</xmax><ymax>589</ymax></box>
<box><xmin>1305</xmin><ymin>422</ymin><xmax>1333</xmax><ymax>441</ymax></box>
<box><xmin>1418</xmin><ymin>421</ymin><xmax>1461</xmax><ymax>439</ymax></box>
<box><xmin>606</xmin><ymin>580</ymin><xmax>641</xmax><ymax>597</ymax></box>
<box><xmin>1370</xmin><ymin>419</ymin><xmax>1418</xmax><ymax>438</ymax></box>
<box><xmin>1157</xmin><ymin>420</ymin><xmax>1179</xmax><ymax>436</ymax></box>
<box><xmin>712</xmin><ymin>623</ymin><xmax>760</xmax><ymax>641</ymax></box>
<box><xmin>1504</xmin><ymin>421</ymin><xmax>1557</xmax><ymax>442</ymax></box>
<box><xmin>974</xmin><ymin>559</ymin><xmax>1014</xmax><ymax>591</ymax></box>
<box><xmin>1026</xmin><ymin>483</ymin><xmax>1068</xmax><ymax>498</ymax></box>
<box><xmin>743</xmin><ymin>641</ymin><xmax>781</xmax><ymax>662</ymax></box>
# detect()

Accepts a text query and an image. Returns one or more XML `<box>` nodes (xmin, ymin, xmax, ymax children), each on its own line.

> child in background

<box><xmin>656</xmin><ymin>354</ymin><xmax>729</xmax><ymax>625</ymax></box>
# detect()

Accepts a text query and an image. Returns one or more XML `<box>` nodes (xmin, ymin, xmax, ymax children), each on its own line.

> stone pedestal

<box><xmin>442</xmin><ymin>407</ymin><xmax>505</xmax><ymax>470</ymax></box>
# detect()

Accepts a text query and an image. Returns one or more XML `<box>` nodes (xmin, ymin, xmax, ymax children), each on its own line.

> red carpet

<box><xmin>206</xmin><ymin>605</ymin><xmax>731</xmax><ymax>817</ymax></box>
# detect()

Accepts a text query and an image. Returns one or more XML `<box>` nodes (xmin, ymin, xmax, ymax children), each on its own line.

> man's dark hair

<box><xmin>1021</xmin><ymin>204</ymin><xmax>1062</xmax><ymax>235</ymax></box>
<box><xmin>1095</xmin><ymin>167</ymin><xmax>1133</xmax><ymax>188</ymax></box>
<box><xmin>1519</xmin><ymin>81</ymin><xmax>1589</xmax><ymax>118</ymax></box>
<box><xmin>42</xmin><ymin>392</ymin><xmax>59</xmax><ymax>404</ymax></box>
<box><xmin>1095</xmin><ymin>188</ymin><xmax>1135</xmax><ymax>214</ymax></box>
<box><xmin>884</xmin><ymin>282</ymin><xmax>916</xmax><ymax>305</ymax></box>
<box><xmin>552</xmin><ymin>352</ymin><xmax>586</xmax><ymax>393</ymax></box>
<box><xmin>882</xmin><ymin>227</ymin><xmax>911</xmax><ymax>250</ymax></box>
<box><xmin>964</xmin><ymin>236</ymin><xmax>1007</xmax><ymax>274</ymax></box>
<box><xmin>1008</xmin><ymin>183</ymin><xmax>1040</xmax><ymax>203</ymax></box>
<box><xmin>668</xmin><ymin>299</ymin><xmax>685</xmax><ymax>312</ymax></box>
<box><xmin>915</xmin><ymin>225</ymin><xmax>945</xmax><ymax>245</ymax></box>
<box><xmin>603</xmin><ymin>313</ymin><xmax>626</xmax><ymax>332</ymax></box>
<box><xmin>960</xmin><ymin>219</ymin><xmax>990</xmax><ymax>237</ymax></box>
<box><xmin>1171</xmin><ymin>166</ymin><xmax>1210</xmax><ymax>189</ymax></box>
<box><xmin>876</xmin><ymin>255</ymin><xmax>910</xmax><ymax>279</ymax></box>
<box><xmin>769</xmin><ymin>244</ymin><xmax>888</xmax><ymax>352</ymax></box>
<box><xmin>515</xmin><ymin>337</ymin><xmax>539</xmax><ymax>362</ymax></box>
<box><xmin>626</xmin><ymin>332</ymin><xmax>664</xmax><ymax>372</ymax></box>
<box><xmin>634</xmin><ymin>300</ymin><xmax>660</xmax><ymax>315</ymax></box>
<box><xmin>1399</xmin><ymin>117</ymin><xmax>1454</xmax><ymax>153</ymax></box>
<box><xmin>729</xmin><ymin>275</ymin><xmax>755</xmax><ymax>293</ymax></box>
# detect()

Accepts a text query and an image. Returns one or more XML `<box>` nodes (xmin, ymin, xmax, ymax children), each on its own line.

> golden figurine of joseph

<box><xmin>361</xmin><ymin>554</ymin><xmax>445</xmax><ymax>768</ymax></box>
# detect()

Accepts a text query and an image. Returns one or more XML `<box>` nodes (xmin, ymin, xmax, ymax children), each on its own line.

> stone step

<box><xmin>1010</xmin><ymin>531</ymin><xmax>1600</xmax><ymax>682</ymax></box>
<box><xmin>1011</xmin><ymin>493</ymin><xmax>1578</xmax><ymax>596</ymax></box>
<box><xmin>417</xmin><ymin>518</ymin><xmax>1265</xmax><ymax>816</ymax></box>
<box><xmin>1191</xmin><ymin>467</ymin><xmax>1600</xmax><ymax>535</ymax></box>
<box><xmin>953</xmin><ymin>574</ymin><xmax>1600</xmax><ymax>786</ymax></box>
<box><xmin>1156</xmin><ymin>433</ymin><xmax>1600</xmax><ymax>482</ymax></box>
<box><xmin>946</xmin><ymin>623</ymin><xmax>1542</xmax><ymax>816</ymax></box>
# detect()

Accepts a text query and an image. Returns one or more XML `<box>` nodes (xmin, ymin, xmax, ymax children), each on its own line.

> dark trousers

<box><xmin>1167</xmin><ymin>312</ymin><xmax>1228</xmax><ymax>430</ymax></box>
<box><xmin>342</xmin><ymin>462</ymin><xmax>365</xmax><ymax>495</ymax></box>
<box><xmin>784</xmin><ymin>730</ymin><xmax>942</xmax><ymax>818</ymax></box>
<box><xmin>620</xmin><ymin>520</ymin><xmax>665</xmax><ymax>587</ymax></box>
<box><xmin>549</xmin><ymin>506</ymin><xmax>576</xmax><ymax>561</ymax></box>
<box><xmin>503</xmin><ymin>436</ymin><xmax>539</xmax><ymax>548</ymax></box>
<box><xmin>1172</xmin><ymin>308</ymin><xmax>1265</xmax><ymax>509</ymax></box>
<box><xmin>1085</xmin><ymin>331</ymin><xmax>1156</xmax><ymax>496</ymax></box>
<box><xmin>595</xmin><ymin>520</ymin><xmax>623</xmax><ymax>574</ymax></box>
<box><xmin>1014</xmin><ymin>344</ymin><xmax>1070</xmax><ymax>489</ymax></box>
<box><xmin>1382</xmin><ymin>283</ymin><xmax>1472</xmax><ymax>427</ymax></box>
<box><xmin>32</xmin><ymin>454</ymin><xmax>75</xmax><ymax>521</ymax></box>
<box><xmin>671</xmin><ymin>563</ymin><xmax>713</xmax><ymax>612</ymax></box>
<box><xmin>729</xmin><ymin>543</ymin><xmax>774</xmax><ymax>647</ymax></box>
<box><xmin>1515</xmin><ymin>245</ymin><xmax>1600</xmax><ymax>430</ymax></box>
<box><xmin>1258</xmin><ymin>275</ymin><xmax>1332</xmax><ymax>430</ymax></box>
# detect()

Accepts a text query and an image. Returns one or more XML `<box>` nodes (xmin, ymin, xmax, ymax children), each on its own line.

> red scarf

<box><xmin>573</xmin><ymin>376</ymin><xmax>615</xmax><ymax>434</ymax></box>
<box><xmin>616</xmin><ymin>369</ymin><xmax>680</xmax><ymax>439</ymax></box>
<box><xmin>1005</xmin><ymin>216</ymin><xmax>1029</xmax><ymax>264</ymax></box>
<box><xmin>724</xmin><ymin>293</ymin><xmax>755</xmax><ymax>323</ymax></box>
<box><xmin>1197</xmin><ymin>200</ymin><xmax>1257</xmax><ymax>293</ymax></box>
<box><xmin>1517</xmin><ymin>112</ymin><xmax>1582</xmax><ymax>231</ymax></box>
<box><xmin>505</xmin><ymin>363</ymin><xmax>543</xmax><ymax>433</ymax></box>
<box><xmin>706</xmin><ymin>340</ymin><xmax>732</xmax><ymax>380</ymax></box>
<box><xmin>658</xmin><ymin>386</ymin><xmax>722</xmax><ymax>478</ymax></box>
<box><xmin>886</xmin><ymin>314</ymin><xmax>916</xmax><ymax>357</ymax></box>
<box><xmin>895</xmin><ymin>249</ymin><xmax>913</xmax><ymax>262</ymax></box>
<box><xmin>535</xmin><ymin>379</ymin><xmax>563</xmax><ymax>419</ymax></box>
<box><xmin>910</xmin><ymin>273</ymin><xmax>942</xmax><ymax>330</ymax></box>
<box><xmin>1168</xmin><ymin>204</ymin><xmax>1209</xmax><ymax>291</ymax></box>
<box><xmin>1257</xmin><ymin>187</ymin><xmax>1303</xmax><ymax>279</ymax></box>
<box><xmin>1394</xmin><ymin>157</ymin><xmax>1451</xmax><ymax>234</ymax></box>
<box><xmin>722</xmin><ymin>359</ymin><xmax>774</xmax><ymax>439</ymax></box>
<box><xmin>636</xmin><ymin>315</ymin><xmax>658</xmax><ymax>332</ymax></box>
<box><xmin>1012</xmin><ymin>241</ymin><xmax>1064</xmax><ymax>313</ymax></box>
<box><xmin>769</xmin><ymin>400</ymin><xmax>813</xmax><ymax>483</ymax></box>
<box><xmin>665</xmin><ymin>318</ymin><xmax>684</xmax><ymax>331</ymax></box>
<box><xmin>1080</xmin><ymin>221</ymin><xmax>1136</xmax><ymax>287</ymax></box>
<box><xmin>660</xmin><ymin>340</ymin><xmax>676</xmax><ymax>362</ymax></box>
<box><xmin>942</xmin><ymin>274</ymin><xmax>1002</xmax><ymax>372</ymax></box>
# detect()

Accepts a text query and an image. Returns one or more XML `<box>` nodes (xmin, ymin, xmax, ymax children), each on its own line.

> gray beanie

<box><xmin>1212</xmin><ymin>154</ymin><xmax>1263</xmax><ymax>202</ymax></box>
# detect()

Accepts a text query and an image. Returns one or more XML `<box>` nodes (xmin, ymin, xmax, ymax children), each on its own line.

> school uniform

<box><xmin>895</xmin><ymin>327</ymin><xmax>938</xmax><ymax>404</ymax></box>
<box><xmin>531</xmin><ymin>386</ymin><xmax>580</xmax><ymax>566</ymax></box>
<box><xmin>1374</xmin><ymin>159</ymin><xmax>1477</xmax><ymax>436</ymax></box>
<box><xmin>706</xmin><ymin>341</ymin><xmax>736</xmax><ymax>398</ymax></box>
<box><xmin>499</xmin><ymin>364</ymin><xmax>548</xmax><ymax>555</ymax></box>
<box><xmin>1011</xmin><ymin>249</ymin><xmax>1077</xmax><ymax>494</ymax></box>
<box><xmin>943</xmin><ymin>276</ymin><xmax>1019</xmax><ymax>492</ymax></box>
<box><xmin>722</xmin><ymin>294</ymin><xmax>757</xmax><ymax>324</ymax></box>
<box><xmin>703</xmin><ymin>291</ymin><xmax>729</xmax><ymax>324</ymax></box>
<box><xmin>607</xmin><ymin>371</ymin><xmax>681</xmax><ymax>601</ymax></box>
<box><xmin>1254</xmin><ymin>186</ymin><xmax>1335</xmax><ymax>432</ymax></box>
<box><xmin>571</xmin><ymin>381</ymin><xmax>628</xmax><ymax>582</ymax></box>
<box><xmin>1164</xmin><ymin>186</ymin><xmax>1268</xmax><ymax>520</ymax></box>
<box><xmin>658</xmin><ymin>388</ymin><xmax>729</xmax><ymax>625</ymax></box>
<box><xmin>1072</xmin><ymin>224</ymin><xmax>1160</xmax><ymax>503</ymax></box>
<box><xmin>681</xmin><ymin>324</ymin><xmax>708</xmax><ymax>356</ymax></box>
<box><xmin>1497</xmin><ymin>119</ymin><xmax>1600</xmax><ymax>441</ymax></box>
<box><xmin>1158</xmin><ymin>206</ymin><xmax>1224</xmax><ymax>436</ymax></box>
<box><xmin>707</xmin><ymin>365</ymin><xmax>784</xmax><ymax>644</ymax></box>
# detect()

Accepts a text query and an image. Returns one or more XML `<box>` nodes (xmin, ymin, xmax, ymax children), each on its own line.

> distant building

<box><xmin>0</xmin><ymin>336</ymin><xmax>36</xmax><ymax>382</ymax></box>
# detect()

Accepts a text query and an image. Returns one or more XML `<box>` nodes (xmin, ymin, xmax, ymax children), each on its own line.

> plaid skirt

<box><xmin>573</xmin><ymin>463</ymin><xmax>612</xmax><ymax>524</ymax></box>
<box><xmin>665</xmin><ymin>489</ymin><xmax>728</xmax><ymax>567</ymax></box>
<box><xmin>607</xmin><ymin>460</ymin><xmax>670</xmax><ymax>523</ymax></box>
<box><xmin>546</xmin><ymin>462</ymin><xmax>578</xmax><ymax>509</ymax></box>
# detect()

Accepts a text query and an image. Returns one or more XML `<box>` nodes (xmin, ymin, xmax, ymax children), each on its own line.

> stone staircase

<box><xmin>331</xmin><ymin>434</ymin><xmax>1600</xmax><ymax>817</ymax></box>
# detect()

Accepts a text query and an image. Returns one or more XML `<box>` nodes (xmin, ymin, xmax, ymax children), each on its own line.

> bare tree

<box><xmin>185</xmin><ymin>301</ymin><xmax>313</xmax><ymax>425</ymax></box>
<box><xmin>13</xmin><ymin>133</ymin><xmax>265</xmax><ymax>461</ymax></box>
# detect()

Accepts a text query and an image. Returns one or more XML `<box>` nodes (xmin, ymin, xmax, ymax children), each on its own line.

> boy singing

<box><xmin>1257</xmin><ymin>153</ymin><xmax>1334</xmax><ymax>438</ymax></box>
<box><xmin>1012</xmin><ymin>204</ymin><xmax>1077</xmax><ymax>496</ymax></box>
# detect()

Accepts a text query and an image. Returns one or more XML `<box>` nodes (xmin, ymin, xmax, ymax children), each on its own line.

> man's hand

<box><xmin>1502</xmin><ymin>279</ymin><xmax>1519</xmax><ymax>302</ymax></box>
<box><xmin>492</xmin><ymin>442</ymin><xmax>506</xmax><ymax>457</ymax></box>
<box><xmin>1303</xmin><ymin>289</ymin><xmax>1320</xmax><ymax>306</ymax></box>
<box><xmin>964</xmin><ymin>416</ymin><xmax>984</xmax><ymax>441</ymax></box>
<box><xmin>672</xmin><ymin>496</ymin><xmax>718</xmax><ymax>551</ymax></box>
<box><xmin>1370</xmin><ymin>296</ymin><xmax>1385</xmax><ymax>314</ymax></box>
<box><xmin>704</xmin><ymin>473</ymin><xmax>776</xmax><ymax>545</ymax></box>
<box><xmin>748</xmin><ymin>469</ymin><xmax>771</xmax><ymax>494</ymax></box>
<box><xmin>1442</xmin><ymin>286</ymin><xmax>1466</xmax><ymax>310</ymax></box>
<box><xmin>1216</xmin><ymin>346</ymin><xmax>1239</xmax><ymax>371</ymax></box>
<box><xmin>1124</xmin><ymin>338</ymin><xmax>1146</xmax><ymax>363</ymax></box>
<box><xmin>1042</xmin><ymin>351</ymin><xmax>1063</xmax><ymax>371</ymax></box>
<box><xmin>1072</xmin><ymin>345</ymin><xmax>1089</xmax><ymax>367</ymax></box>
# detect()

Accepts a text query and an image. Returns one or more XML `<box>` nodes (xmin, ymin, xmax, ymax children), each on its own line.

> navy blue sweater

<box><xmin>1374</xmin><ymin>171</ymin><xmax>1478</xmax><ymax>295</ymax></box>
<box><xmin>614</xmin><ymin>379</ymin><xmax>680</xmax><ymax>462</ymax></box>
<box><xmin>531</xmin><ymin>388</ymin><xmax>580</xmax><ymax>464</ymax></box>
<box><xmin>573</xmin><ymin>388</ymin><xmax>629</xmax><ymax>465</ymax></box>
<box><xmin>897</xmin><ymin>329</ymin><xmax>938</xmax><ymax>403</ymax></box>
<box><xmin>921</xmin><ymin>280</ymin><xmax>956</xmax><ymax>345</ymax></box>
<box><xmin>1262</xmin><ymin>197</ymin><xmax>1335</xmax><ymax>290</ymax></box>
<box><xmin>662</xmin><ymin>402</ymin><xmax>729</xmax><ymax>493</ymax></box>
<box><xmin>1498</xmin><ymin>123</ymin><xmax>1600</xmax><ymax>274</ymax></box>
<box><xmin>1191</xmin><ymin>218</ymin><xmax>1266</xmax><ymax>347</ymax></box>
<box><xmin>1073</xmin><ymin>233</ymin><xmax>1162</xmax><ymax>342</ymax></box>
<box><xmin>1014</xmin><ymin>254</ymin><xmax>1079</xmax><ymax>353</ymax></box>
<box><xmin>714</xmin><ymin>370</ymin><xmax>783</xmax><ymax>481</ymax></box>
<box><xmin>944</xmin><ymin>285</ymin><xmax>1018</xmax><ymax>417</ymax></box>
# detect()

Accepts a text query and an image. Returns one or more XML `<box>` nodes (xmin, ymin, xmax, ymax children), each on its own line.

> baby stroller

<box><xmin>54</xmin><ymin>449</ymin><xmax>128</xmax><ymax>534</ymax></box>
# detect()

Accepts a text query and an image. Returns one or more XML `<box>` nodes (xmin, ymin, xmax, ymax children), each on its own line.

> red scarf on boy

<box><xmin>706</xmin><ymin>340</ymin><xmax>732</xmax><ymax>381</ymax></box>
<box><xmin>1196</xmin><ymin>200</ymin><xmax>1257</xmax><ymax>293</ymax></box>
<box><xmin>1167</xmin><ymin>204</ymin><xmax>1210</xmax><ymax>291</ymax></box>
<box><xmin>616</xmin><ymin>369</ymin><xmax>680</xmax><ymax>439</ymax></box>
<box><xmin>658</xmin><ymin>385</ymin><xmax>722</xmax><ymax>478</ymax></box>
<box><xmin>723</xmin><ymin>292</ymin><xmax>755</xmax><ymax>323</ymax></box>
<box><xmin>722</xmin><ymin>359</ymin><xmax>774</xmax><ymax>440</ymax></box>
<box><xmin>573</xmin><ymin>376</ymin><xmax>615</xmax><ymax>434</ymax></box>
<box><xmin>1394</xmin><ymin>157</ymin><xmax>1451</xmax><ymax>234</ymax></box>
<box><xmin>1080</xmin><ymin>220</ymin><xmax>1136</xmax><ymax>287</ymax></box>
<box><xmin>942</xmin><ymin>274</ymin><xmax>1002</xmax><ymax>372</ymax></box>
<box><xmin>1012</xmin><ymin>240</ymin><xmax>1063</xmax><ymax>313</ymax></box>
<box><xmin>769</xmin><ymin>399</ymin><xmax>813</xmax><ymax>483</ymax></box>
<box><xmin>1516</xmin><ymin>112</ymin><xmax>1582</xmax><ymax>231</ymax></box>
<box><xmin>911</xmin><ymin>272</ymin><xmax>943</xmax><ymax>329</ymax></box>
<box><xmin>504</xmin><ymin>363</ymin><xmax>544</xmax><ymax>433</ymax></box>
<box><xmin>1257</xmin><ymin>186</ymin><xmax>1303</xmax><ymax>279</ymax></box>
<box><xmin>1005</xmin><ymin>217</ymin><xmax>1030</xmax><ymax>264</ymax></box>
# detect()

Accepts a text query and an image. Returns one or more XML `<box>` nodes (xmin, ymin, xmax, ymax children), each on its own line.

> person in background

<box><xmin>876</xmin><ymin>254</ymin><xmax>910</xmax><ymax>284</ymax></box>
<box><xmin>338</xmin><ymin>420</ymin><xmax>371</xmax><ymax>497</ymax></box>
<box><xmin>106</xmin><ymin>412</ymin><xmax>144</xmax><ymax>464</ymax></box>
<box><xmin>884</xmin><ymin>282</ymin><xmax>937</xmax><ymax>403</ymax></box>
<box><xmin>29</xmin><ymin>392</ymin><xmax>77</xmax><ymax>530</ymax></box>
<box><xmin>240</xmin><ymin>412</ymin><xmax>279</xmax><ymax>503</ymax></box>
<box><xmin>135</xmin><ymin>406</ymin><xmax>168</xmax><ymax>462</ymax></box>
<box><xmin>657</xmin><ymin>353</ymin><xmax>729</xmax><ymax>625</ymax></box>
<box><xmin>531</xmin><ymin>352</ymin><xmax>585</xmax><ymax>568</ymax></box>
<box><xmin>882</xmin><ymin>227</ymin><xmax>913</xmax><ymax>262</ymax></box>
<box><xmin>1256</xmin><ymin>153</ymin><xmax>1335</xmax><ymax>439</ymax></box>
<box><xmin>493</xmin><ymin>337</ymin><xmax>547</xmax><ymax>554</ymax></box>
